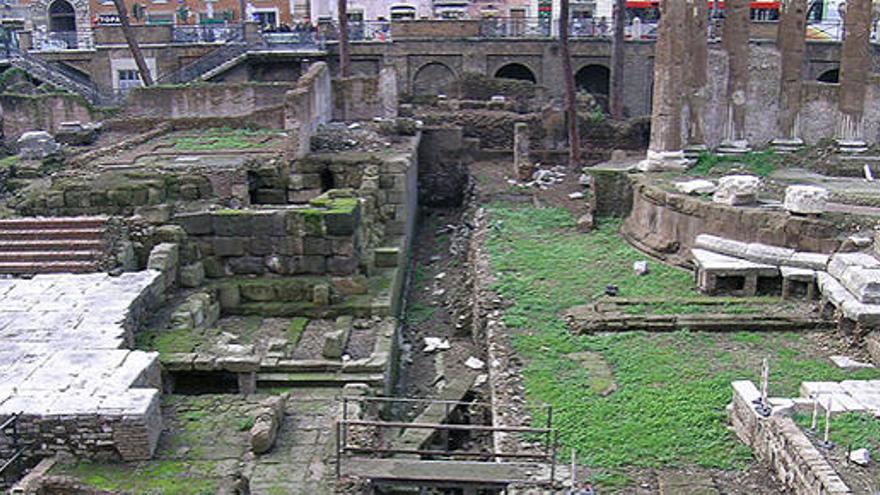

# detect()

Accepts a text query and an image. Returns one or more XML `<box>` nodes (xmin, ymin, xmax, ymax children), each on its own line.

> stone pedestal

<box><xmin>513</xmin><ymin>122</ymin><xmax>534</xmax><ymax>181</ymax></box>
<box><xmin>683</xmin><ymin>143</ymin><xmax>709</xmax><ymax>160</ymax></box>
<box><xmin>717</xmin><ymin>139</ymin><xmax>752</xmax><ymax>156</ymax></box>
<box><xmin>637</xmin><ymin>150</ymin><xmax>688</xmax><ymax>172</ymax></box>
<box><xmin>770</xmin><ymin>138</ymin><xmax>804</xmax><ymax>153</ymax></box>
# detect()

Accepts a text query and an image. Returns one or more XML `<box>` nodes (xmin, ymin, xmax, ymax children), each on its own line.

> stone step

<box><xmin>0</xmin><ymin>260</ymin><xmax>100</xmax><ymax>274</ymax></box>
<box><xmin>0</xmin><ymin>228</ymin><xmax>104</xmax><ymax>241</ymax></box>
<box><xmin>0</xmin><ymin>217</ymin><xmax>106</xmax><ymax>230</ymax></box>
<box><xmin>0</xmin><ymin>239</ymin><xmax>104</xmax><ymax>252</ymax></box>
<box><xmin>0</xmin><ymin>250</ymin><xmax>102</xmax><ymax>262</ymax></box>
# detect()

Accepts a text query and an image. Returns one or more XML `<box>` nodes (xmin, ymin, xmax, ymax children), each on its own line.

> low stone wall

<box><xmin>285</xmin><ymin>62</ymin><xmax>332</xmax><ymax>159</ymax></box>
<box><xmin>124</xmin><ymin>82</ymin><xmax>292</xmax><ymax>121</ymax></box>
<box><xmin>621</xmin><ymin>178</ymin><xmax>841</xmax><ymax>265</ymax></box>
<box><xmin>0</xmin><ymin>93</ymin><xmax>96</xmax><ymax>144</ymax></box>
<box><xmin>729</xmin><ymin>381</ymin><xmax>851</xmax><ymax>495</ymax></box>
<box><xmin>0</xmin><ymin>385</ymin><xmax>162</xmax><ymax>464</ymax></box>
<box><xmin>174</xmin><ymin>196</ymin><xmax>363</xmax><ymax>278</ymax></box>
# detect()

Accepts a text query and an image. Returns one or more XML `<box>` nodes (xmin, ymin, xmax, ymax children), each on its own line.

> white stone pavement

<box><xmin>0</xmin><ymin>271</ymin><xmax>163</xmax><ymax>416</ymax></box>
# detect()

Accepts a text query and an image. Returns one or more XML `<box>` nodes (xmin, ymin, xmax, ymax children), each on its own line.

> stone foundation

<box><xmin>729</xmin><ymin>381</ymin><xmax>851</xmax><ymax>495</ymax></box>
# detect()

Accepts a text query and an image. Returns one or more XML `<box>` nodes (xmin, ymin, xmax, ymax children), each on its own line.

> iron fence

<box><xmin>172</xmin><ymin>25</ymin><xmax>241</xmax><ymax>44</ymax></box>
<box><xmin>0</xmin><ymin>413</ymin><xmax>24</xmax><ymax>484</ymax></box>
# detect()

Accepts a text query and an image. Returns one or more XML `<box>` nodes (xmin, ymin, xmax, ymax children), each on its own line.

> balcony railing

<box><xmin>318</xmin><ymin>20</ymin><xmax>392</xmax><ymax>43</ymax></box>
<box><xmin>172</xmin><ymin>25</ymin><xmax>241</xmax><ymax>44</ymax></box>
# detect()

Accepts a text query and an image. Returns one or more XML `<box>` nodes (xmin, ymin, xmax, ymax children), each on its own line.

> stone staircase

<box><xmin>6</xmin><ymin>47</ymin><xmax>102</xmax><ymax>105</ymax></box>
<box><xmin>0</xmin><ymin>217</ymin><xmax>107</xmax><ymax>274</ymax></box>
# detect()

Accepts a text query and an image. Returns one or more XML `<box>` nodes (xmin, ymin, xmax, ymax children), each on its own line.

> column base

<box><xmin>836</xmin><ymin>139</ymin><xmax>869</xmax><ymax>154</ymax></box>
<box><xmin>637</xmin><ymin>150</ymin><xmax>689</xmax><ymax>172</ymax></box>
<box><xmin>683</xmin><ymin>144</ymin><xmax>709</xmax><ymax>160</ymax></box>
<box><xmin>770</xmin><ymin>138</ymin><xmax>804</xmax><ymax>153</ymax></box>
<box><xmin>717</xmin><ymin>140</ymin><xmax>752</xmax><ymax>156</ymax></box>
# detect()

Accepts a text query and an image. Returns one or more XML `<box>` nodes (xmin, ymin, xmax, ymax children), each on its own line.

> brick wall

<box><xmin>0</xmin><ymin>93</ymin><xmax>96</xmax><ymax>144</ymax></box>
<box><xmin>729</xmin><ymin>381</ymin><xmax>852</xmax><ymax>495</ymax></box>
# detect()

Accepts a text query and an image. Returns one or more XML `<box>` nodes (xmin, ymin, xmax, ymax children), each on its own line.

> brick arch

<box><xmin>412</xmin><ymin>61</ymin><xmax>458</xmax><ymax>97</ymax></box>
<box><xmin>30</xmin><ymin>0</ymin><xmax>92</xmax><ymax>49</ymax></box>
<box><xmin>494</xmin><ymin>62</ymin><xmax>537</xmax><ymax>84</ymax></box>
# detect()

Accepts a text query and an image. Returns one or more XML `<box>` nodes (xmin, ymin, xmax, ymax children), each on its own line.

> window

<box><xmin>146</xmin><ymin>12</ymin><xmax>174</xmax><ymax>24</ymax></box>
<box><xmin>118</xmin><ymin>69</ymin><xmax>142</xmax><ymax>93</ymax></box>
<box><xmin>390</xmin><ymin>6</ymin><xmax>416</xmax><ymax>21</ymax></box>
<box><xmin>252</xmin><ymin>10</ymin><xmax>276</xmax><ymax>28</ymax></box>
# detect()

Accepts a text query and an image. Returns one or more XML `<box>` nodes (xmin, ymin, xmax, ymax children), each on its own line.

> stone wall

<box><xmin>0</xmin><ymin>93</ymin><xmax>96</xmax><ymax>144</ymax></box>
<box><xmin>418</xmin><ymin>126</ymin><xmax>468</xmax><ymax>207</ymax></box>
<box><xmin>700</xmin><ymin>42</ymin><xmax>880</xmax><ymax>147</ymax></box>
<box><xmin>621</xmin><ymin>178</ymin><xmax>841</xmax><ymax>265</ymax></box>
<box><xmin>332</xmin><ymin>67</ymin><xmax>398</xmax><ymax>121</ymax></box>
<box><xmin>285</xmin><ymin>62</ymin><xmax>332</xmax><ymax>159</ymax></box>
<box><xmin>123</xmin><ymin>83</ymin><xmax>292</xmax><ymax>121</ymax></box>
<box><xmin>729</xmin><ymin>381</ymin><xmax>851</xmax><ymax>495</ymax></box>
<box><xmin>174</xmin><ymin>195</ymin><xmax>363</xmax><ymax>278</ymax></box>
<box><xmin>391</xmin><ymin>20</ymin><xmax>481</xmax><ymax>39</ymax></box>
<box><xmin>0</xmin><ymin>396</ymin><xmax>162</xmax><ymax>464</ymax></box>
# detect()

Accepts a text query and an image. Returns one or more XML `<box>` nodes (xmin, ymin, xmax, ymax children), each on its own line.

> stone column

<box><xmin>719</xmin><ymin>0</ymin><xmax>752</xmax><ymax>154</ymax></box>
<box><xmin>513</xmin><ymin>122</ymin><xmax>534</xmax><ymax>181</ymax></box>
<box><xmin>773</xmin><ymin>0</ymin><xmax>808</xmax><ymax>151</ymax></box>
<box><xmin>836</xmin><ymin>0</ymin><xmax>873</xmax><ymax>153</ymax></box>
<box><xmin>638</xmin><ymin>0</ymin><xmax>687</xmax><ymax>172</ymax></box>
<box><xmin>684</xmin><ymin>0</ymin><xmax>709</xmax><ymax>157</ymax></box>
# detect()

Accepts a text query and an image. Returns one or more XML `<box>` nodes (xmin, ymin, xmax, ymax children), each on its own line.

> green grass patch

<box><xmin>485</xmin><ymin>204</ymin><xmax>880</xmax><ymax>485</ymax></box>
<box><xmin>794</xmin><ymin>412</ymin><xmax>880</xmax><ymax>451</ymax></box>
<box><xmin>406</xmin><ymin>301</ymin><xmax>436</xmax><ymax>326</ymax></box>
<box><xmin>289</xmin><ymin>317</ymin><xmax>309</xmax><ymax>346</ymax></box>
<box><xmin>166</xmin><ymin>127</ymin><xmax>277</xmax><ymax>151</ymax></box>
<box><xmin>689</xmin><ymin>150</ymin><xmax>780</xmax><ymax>178</ymax></box>
<box><xmin>237</xmin><ymin>416</ymin><xmax>256</xmax><ymax>432</ymax></box>
<box><xmin>55</xmin><ymin>460</ymin><xmax>218</xmax><ymax>494</ymax></box>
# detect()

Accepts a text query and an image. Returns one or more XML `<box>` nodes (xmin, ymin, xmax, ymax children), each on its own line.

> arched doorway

<box><xmin>48</xmin><ymin>0</ymin><xmax>77</xmax><ymax>48</ymax></box>
<box><xmin>494</xmin><ymin>63</ymin><xmax>537</xmax><ymax>83</ymax></box>
<box><xmin>575</xmin><ymin>64</ymin><xmax>610</xmax><ymax>96</ymax></box>
<box><xmin>413</xmin><ymin>62</ymin><xmax>457</xmax><ymax>97</ymax></box>
<box><xmin>817</xmin><ymin>68</ymin><xmax>840</xmax><ymax>83</ymax></box>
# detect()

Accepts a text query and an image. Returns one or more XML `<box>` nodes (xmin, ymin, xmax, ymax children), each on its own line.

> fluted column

<box><xmin>719</xmin><ymin>0</ymin><xmax>751</xmax><ymax>153</ymax></box>
<box><xmin>684</xmin><ymin>0</ymin><xmax>709</xmax><ymax>156</ymax></box>
<box><xmin>836</xmin><ymin>0</ymin><xmax>872</xmax><ymax>152</ymax></box>
<box><xmin>639</xmin><ymin>0</ymin><xmax>686</xmax><ymax>171</ymax></box>
<box><xmin>773</xmin><ymin>0</ymin><xmax>808</xmax><ymax>151</ymax></box>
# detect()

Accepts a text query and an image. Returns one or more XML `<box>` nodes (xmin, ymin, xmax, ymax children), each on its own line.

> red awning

<box><xmin>626</xmin><ymin>1</ymin><xmax>779</xmax><ymax>9</ymax></box>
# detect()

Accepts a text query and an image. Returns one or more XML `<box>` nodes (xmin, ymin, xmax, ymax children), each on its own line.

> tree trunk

<box><xmin>560</xmin><ymin>0</ymin><xmax>580</xmax><ymax>167</ymax></box>
<box><xmin>111</xmin><ymin>0</ymin><xmax>153</xmax><ymax>86</ymax></box>
<box><xmin>338</xmin><ymin>0</ymin><xmax>350</xmax><ymax>78</ymax></box>
<box><xmin>609</xmin><ymin>0</ymin><xmax>626</xmax><ymax>119</ymax></box>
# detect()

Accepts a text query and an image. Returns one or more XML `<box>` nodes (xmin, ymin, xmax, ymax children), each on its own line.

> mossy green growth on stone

<box><xmin>288</xmin><ymin>317</ymin><xmax>308</xmax><ymax>346</ymax></box>
<box><xmin>137</xmin><ymin>328</ymin><xmax>200</xmax><ymax>354</ymax></box>
<box><xmin>0</xmin><ymin>155</ymin><xmax>19</xmax><ymax>169</ymax></box>
<box><xmin>54</xmin><ymin>460</ymin><xmax>219</xmax><ymax>494</ymax></box>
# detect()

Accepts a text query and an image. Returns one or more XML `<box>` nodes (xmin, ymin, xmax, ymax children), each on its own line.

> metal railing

<box><xmin>155</xmin><ymin>29</ymin><xmax>247</xmax><ymax>84</ymax></box>
<box><xmin>0</xmin><ymin>413</ymin><xmax>25</xmax><ymax>482</ymax></box>
<box><xmin>318</xmin><ymin>20</ymin><xmax>392</xmax><ymax>43</ymax></box>
<box><xmin>337</xmin><ymin>396</ymin><xmax>558</xmax><ymax>486</ymax></box>
<box><xmin>172</xmin><ymin>25</ymin><xmax>241</xmax><ymax>44</ymax></box>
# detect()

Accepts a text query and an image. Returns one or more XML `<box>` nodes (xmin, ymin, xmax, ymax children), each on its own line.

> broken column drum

<box><xmin>721</xmin><ymin>0</ymin><xmax>751</xmax><ymax>152</ymax></box>
<box><xmin>774</xmin><ymin>0</ymin><xmax>808</xmax><ymax>149</ymax></box>
<box><xmin>640</xmin><ymin>0</ymin><xmax>687</xmax><ymax>171</ymax></box>
<box><xmin>836</xmin><ymin>0</ymin><xmax>873</xmax><ymax>150</ymax></box>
